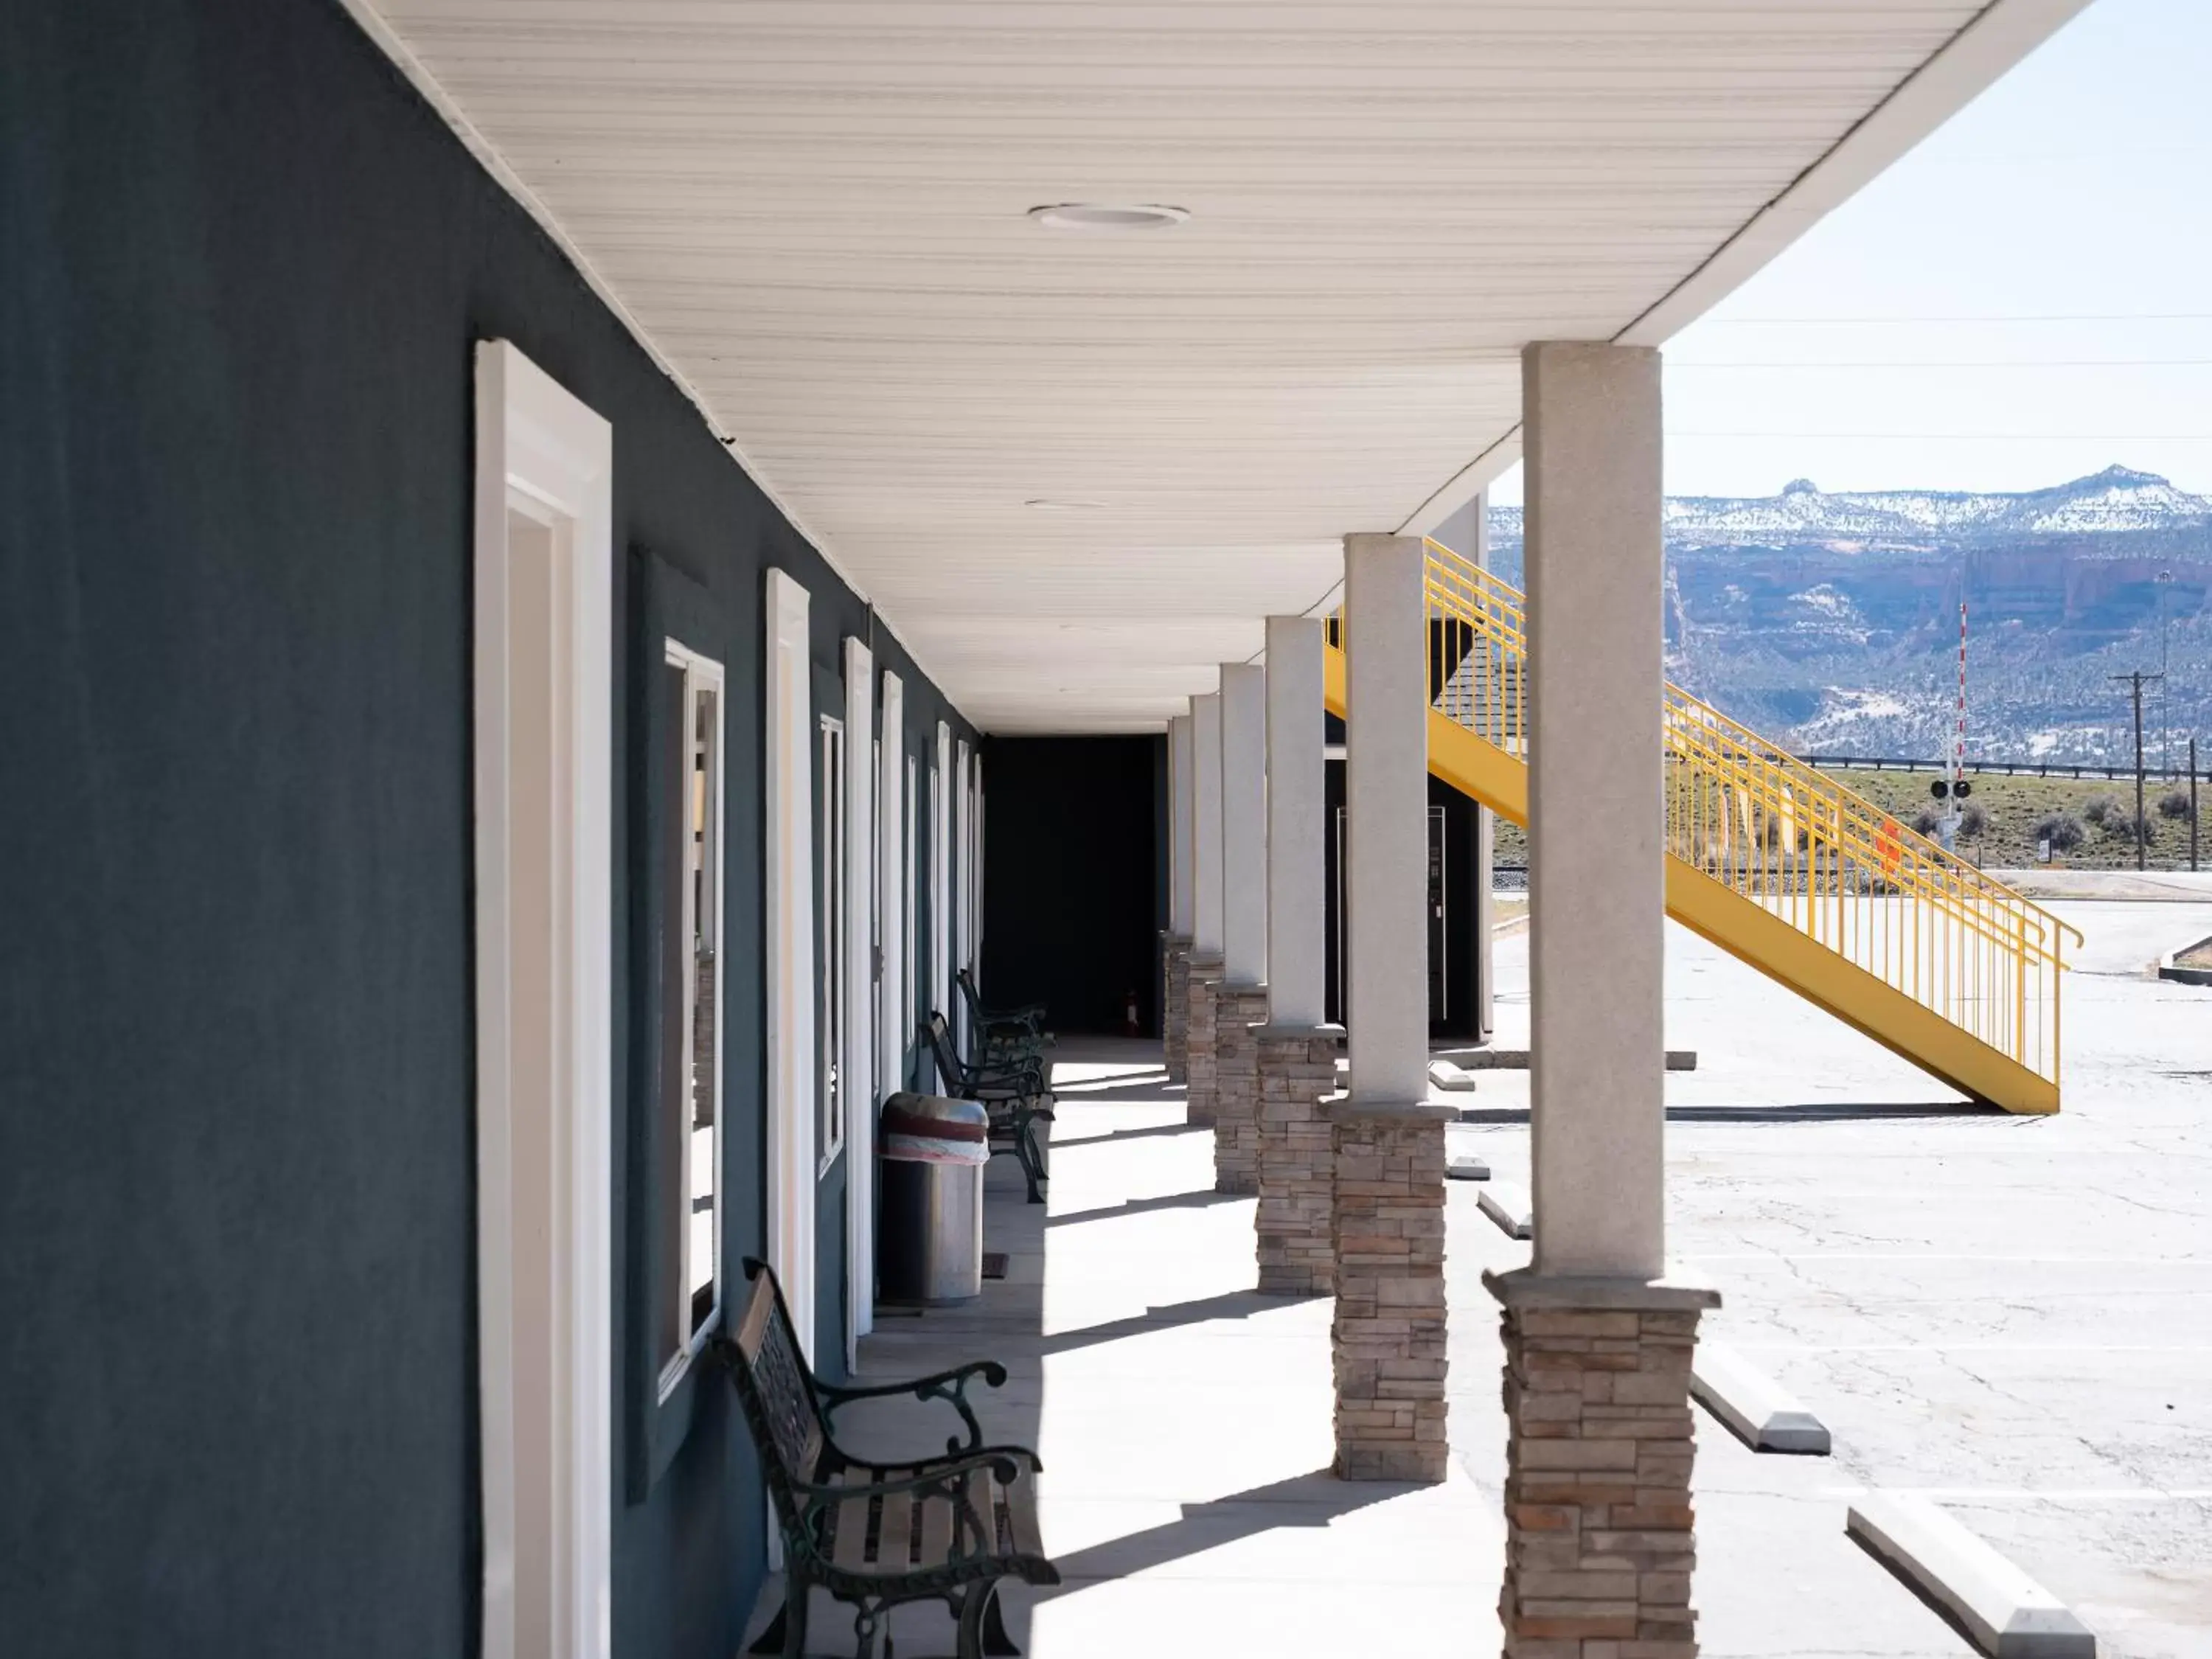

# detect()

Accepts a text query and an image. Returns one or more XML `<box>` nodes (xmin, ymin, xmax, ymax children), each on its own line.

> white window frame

<box><xmin>656</xmin><ymin>640</ymin><xmax>725</xmax><ymax>1402</ymax></box>
<box><xmin>471</xmin><ymin>339</ymin><xmax>613</xmax><ymax>1659</ymax></box>
<box><xmin>764</xmin><ymin>569</ymin><xmax>817</xmax><ymax>1362</ymax></box>
<box><xmin>818</xmin><ymin>712</ymin><xmax>849</xmax><ymax>1176</ymax></box>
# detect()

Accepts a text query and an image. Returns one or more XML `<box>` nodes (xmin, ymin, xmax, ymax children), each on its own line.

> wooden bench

<box><xmin>717</xmin><ymin>1258</ymin><xmax>1057</xmax><ymax>1658</ymax></box>
<box><xmin>922</xmin><ymin>1013</ymin><xmax>1053</xmax><ymax>1204</ymax></box>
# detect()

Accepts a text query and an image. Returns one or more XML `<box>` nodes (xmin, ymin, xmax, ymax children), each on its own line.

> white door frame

<box><xmin>931</xmin><ymin>722</ymin><xmax>953</xmax><ymax>1081</ymax></box>
<box><xmin>471</xmin><ymin>339</ymin><xmax>613</xmax><ymax>1659</ymax></box>
<box><xmin>954</xmin><ymin>739</ymin><xmax>973</xmax><ymax>1053</ymax></box>
<box><xmin>765</xmin><ymin>569</ymin><xmax>818</xmax><ymax>1360</ymax></box>
<box><xmin>878</xmin><ymin>672</ymin><xmax>906</xmax><ymax>1107</ymax></box>
<box><xmin>840</xmin><ymin>637</ymin><xmax>876</xmax><ymax>1363</ymax></box>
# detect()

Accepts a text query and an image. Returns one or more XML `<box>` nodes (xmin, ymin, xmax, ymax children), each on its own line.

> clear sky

<box><xmin>1492</xmin><ymin>0</ymin><xmax>2212</xmax><ymax>507</ymax></box>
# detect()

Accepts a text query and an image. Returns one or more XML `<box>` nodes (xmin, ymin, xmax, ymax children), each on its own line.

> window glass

<box><xmin>659</xmin><ymin>644</ymin><xmax>722</xmax><ymax>1391</ymax></box>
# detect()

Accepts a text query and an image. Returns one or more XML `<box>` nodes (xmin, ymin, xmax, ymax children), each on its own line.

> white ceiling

<box><xmin>358</xmin><ymin>0</ymin><xmax>2084</xmax><ymax>733</ymax></box>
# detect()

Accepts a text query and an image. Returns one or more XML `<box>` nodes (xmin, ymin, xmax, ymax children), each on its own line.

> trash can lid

<box><xmin>880</xmin><ymin>1092</ymin><xmax>991</xmax><ymax>1164</ymax></box>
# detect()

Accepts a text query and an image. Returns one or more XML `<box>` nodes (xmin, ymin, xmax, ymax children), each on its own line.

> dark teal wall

<box><xmin>0</xmin><ymin>1</ymin><xmax>973</xmax><ymax>1654</ymax></box>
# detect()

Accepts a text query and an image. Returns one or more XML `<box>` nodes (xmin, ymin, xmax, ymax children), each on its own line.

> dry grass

<box><xmin>1481</xmin><ymin>768</ymin><xmax>2200</xmax><ymax>872</ymax></box>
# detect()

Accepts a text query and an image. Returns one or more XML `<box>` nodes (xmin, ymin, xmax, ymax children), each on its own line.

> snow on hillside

<box><xmin>1482</xmin><ymin>465</ymin><xmax>2211</xmax><ymax>550</ymax></box>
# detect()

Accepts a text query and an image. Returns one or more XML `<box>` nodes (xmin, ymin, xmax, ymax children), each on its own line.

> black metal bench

<box><xmin>717</xmin><ymin>1258</ymin><xmax>1057</xmax><ymax>1658</ymax></box>
<box><xmin>922</xmin><ymin>1013</ymin><xmax>1053</xmax><ymax>1204</ymax></box>
<box><xmin>956</xmin><ymin>968</ymin><xmax>1049</xmax><ymax>1064</ymax></box>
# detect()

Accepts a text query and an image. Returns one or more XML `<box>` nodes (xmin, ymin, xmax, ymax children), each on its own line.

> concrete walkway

<box><xmin>798</xmin><ymin>898</ymin><xmax>2210</xmax><ymax>1657</ymax></box>
<box><xmin>827</xmin><ymin>1048</ymin><xmax>1500</xmax><ymax>1656</ymax></box>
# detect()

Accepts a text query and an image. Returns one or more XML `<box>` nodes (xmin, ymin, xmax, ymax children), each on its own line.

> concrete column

<box><xmin>1329</xmin><ymin>532</ymin><xmax>1451</xmax><ymax>1483</ymax></box>
<box><xmin>1164</xmin><ymin>713</ymin><xmax>1195</xmax><ymax>1081</ymax></box>
<box><xmin>1489</xmin><ymin>341</ymin><xmax>1719</xmax><ymax>1657</ymax></box>
<box><xmin>1213</xmin><ymin>664</ymin><xmax>1269</xmax><ymax>1192</ymax></box>
<box><xmin>1340</xmin><ymin>533</ymin><xmax>1430</xmax><ymax>1105</ymax></box>
<box><xmin>1263</xmin><ymin>619</ymin><xmax>1325</xmax><ymax>1029</ymax></box>
<box><xmin>1186</xmin><ymin>691</ymin><xmax>1225</xmax><ymax>1126</ymax></box>
<box><xmin>1434</xmin><ymin>493</ymin><xmax>1498</xmax><ymax>1043</ymax></box>
<box><xmin>1254</xmin><ymin>615</ymin><xmax>1339</xmax><ymax>1293</ymax></box>
<box><xmin>1523</xmin><ymin>341</ymin><xmax>1665</xmax><ymax>1281</ymax></box>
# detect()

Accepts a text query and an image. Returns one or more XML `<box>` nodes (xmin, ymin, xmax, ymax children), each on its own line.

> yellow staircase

<box><xmin>1323</xmin><ymin>539</ymin><xmax>2076</xmax><ymax>1113</ymax></box>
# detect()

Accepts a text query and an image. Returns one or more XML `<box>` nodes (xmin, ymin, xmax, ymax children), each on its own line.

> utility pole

<box><xmin>2111</xmin><ymin>671</ymin><xmax>2164</xmax><ymax>871</ymax></box>
<box><xmin>2193</xmin><ymin>735</ymin><xmax>2201</xmax><ymax>874</ymax></box>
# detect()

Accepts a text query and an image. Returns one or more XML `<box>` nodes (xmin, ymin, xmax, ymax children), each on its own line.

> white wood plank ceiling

<box><xmin>361</xmin><ymin>0</ymin><xmax>2081</xmax><ymax>732</ymax></box>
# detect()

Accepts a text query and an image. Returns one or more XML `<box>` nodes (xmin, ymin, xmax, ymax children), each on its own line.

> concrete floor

<box><xmin>805</xmin><ymin>897</ymin><xmax>2210</xmax><ymax>1657</ymax></box>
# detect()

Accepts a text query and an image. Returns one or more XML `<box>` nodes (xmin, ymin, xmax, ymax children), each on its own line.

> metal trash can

<box><xmin>877</xmin><ymin>1092</ymin><xmax>990</xmax><ymax>1305</ymax></box>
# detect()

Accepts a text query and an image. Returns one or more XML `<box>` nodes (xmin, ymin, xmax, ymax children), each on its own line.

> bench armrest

<box><xmin>819</xmin><ymin>1358</ymin><xmax>1006</xmax><ymax>1454</ymax></box>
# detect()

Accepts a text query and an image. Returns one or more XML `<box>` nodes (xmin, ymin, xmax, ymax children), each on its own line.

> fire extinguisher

<box><xmin>1123</xmin><ymin>990</ymin><xmax>1141</xmax><ymax>1038</ymax></box>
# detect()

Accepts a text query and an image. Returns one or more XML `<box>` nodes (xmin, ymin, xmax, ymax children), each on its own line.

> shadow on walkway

<box><xmin>1046</xmin><ymin>1188</ymin><xmax>1245</xmax><ymax>1228</ymax></box>
<box><xmin>1452</xmin><ymin>1101</ymin><xmax>1990</xmax><ymax>1125</ymax></box>
<box><xmin>1032</xmin><ymin>1470</ymin><xmax>1405</xmax><ymax>1599</ymax></box>
<box><xmin>1041</xmin><ymin>1287</ymin><xmax>1324</xmax><ymax>1357</ymax></box>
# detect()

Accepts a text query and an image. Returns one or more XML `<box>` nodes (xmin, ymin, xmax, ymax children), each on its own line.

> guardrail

<box><xmin>1339</xmin><ymin>538</ymin><xmax>2079</xmax><ymax>1093</ymax></box>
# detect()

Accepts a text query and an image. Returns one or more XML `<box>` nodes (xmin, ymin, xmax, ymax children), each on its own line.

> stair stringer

<box><xmin>1321</xmin><ymin>653</ymin><xmax>2057</xmax><ymax>1114</ymax></box>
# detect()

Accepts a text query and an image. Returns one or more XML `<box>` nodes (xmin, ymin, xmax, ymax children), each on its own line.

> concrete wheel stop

<box><xmin>1476</xmin><ymin>1184</ymin><xmax>1531</xmax><ymax>1239</ymax></box>
<box><xmin>1445</xmin><ymin>1152</ymin><xmax>1489</xmax><ymax>1180</ymax></box>
<box><xmin>1848</xmin><ymin>1494</ymin><xmax>2096</xmax><ymax>1658</ymax></box>
<box><xmin>1690</xmin><ymin>1340</ymin><xmax>1831</xmax><ymax>1454</ymax></box>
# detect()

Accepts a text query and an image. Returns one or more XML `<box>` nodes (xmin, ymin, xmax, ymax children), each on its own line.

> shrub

<box><xmin>1959</xmin><ymin>801</ymin><xmax>1989</xmax><ymax>838</ymax></box>
<box><xmin>1910</xmin><ymin>808</ymin><xmax>1941</xmax><ymax>837</ymax></box>
<box><xmin>2034</xmin><ymin>812</ymin><xmax>2084</xmax><ymax>852</ymax></box>
<box><xmin>2158</xmin><ymin>787</ymin><xmax>2194</xmax><ymax>822</ymax></box>
<box><xmin>2083</xmin><ymin>793</ymin><xmax>2120</xmax><ymax>828</ymax></box>
<box><xmin>2122</xmin><ymin>810</ymin><xmax>2159</xmax><ymax>846</ymax></box>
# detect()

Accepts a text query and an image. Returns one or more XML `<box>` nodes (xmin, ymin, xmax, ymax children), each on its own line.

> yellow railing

<box><xmin>1337</xmin><ymin>537</ymin><xmax>2076</xmax><ymax>1093</ymax></box>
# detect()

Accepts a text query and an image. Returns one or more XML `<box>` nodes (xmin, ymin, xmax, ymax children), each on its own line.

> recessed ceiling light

<box><xmin>1023</xmin><ymin>497</ymin><xmax>1107</xmax><ymax>511</ymax></box>
<box><xmin>1027</xmin><ymin>203</ymin><xmax>1189</xmax><ymax>232</ymax></box>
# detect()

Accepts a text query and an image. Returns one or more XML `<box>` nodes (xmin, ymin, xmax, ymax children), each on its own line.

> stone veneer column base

<box><xmin>1184</xmin><ymin>954</ymin><xmax>1222</xmax><ymax>1127</ymax></box>
<box><xmin>1253</xmin><ymin>1023</ymin><xmax>1343</xmax><ymax>1295</ymax></box>
<box><xmin>1485</xmin><ymin>1268</ymin><xmax>1722</xmax><ymax>1659</ymax></box>
<box><xmin>1162</xmin><ymin>933</ymin><xmax>1192</xmax><ymax>1082</ymax></box>
<box><xmin>1328</xmin><ymin>1095</ymin><xmax>1454</xmax><ymax>1481</ymax></box>
<box><xmin>1211</xmin><ymin>986</ymin><xmax>1269</xmax><ymax>1194</ymax></box>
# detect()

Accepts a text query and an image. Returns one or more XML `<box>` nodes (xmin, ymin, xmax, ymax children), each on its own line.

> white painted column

<box><xmin>1523</xmin><ymin>340</ymin><xmax>1666</xmax><ymax>1280</ymax></box>
<box><xmin>1218</xmin><ymin>664</ymin><xmax>1267</xmax><ymax>990</ymax></box>
<box><xmin>1264</xmin><ymin>618</ymin><xmax>1326</xmax><ymax>1029</ymax></box>
<box><xmin>841</xmin><ymin>637</ymin><xmax>876</xmax><ymax>1357</ymax></box>
<box><xmin>1342</xmin><ymin>533</ymin><xmax>1430</xmax><ymax>1105</ymax></box>
<box><xmin>1191</xmin><ymin>692</ymin><xmax>1225</xmax><ymax>959</ymax></box>
<box><xmin>763</xmin><ymin>569</ymin><xmax>818</xmax><ymax>1360</ymax></box>
<box><xmin>1168</xmin><ymin>714</ymin><xmax>1195</xmax><ymax>937</ymax></box>
<box><xmin>877</xmin><ymin>671</ymin><xmax>906</xmax><ymax>1096</ymax></box>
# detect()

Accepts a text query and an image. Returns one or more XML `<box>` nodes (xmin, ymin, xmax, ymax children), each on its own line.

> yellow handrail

<box><xmin>1332</xmin><ymin>536</ymin><xmax>2075</xmax><ymax>1091</ymax></box>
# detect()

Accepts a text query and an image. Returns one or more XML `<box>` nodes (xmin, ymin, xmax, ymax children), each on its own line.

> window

<box><xmin>658</xmin><ymin>641</ymin><xmax>723</xmax><ymax>1394</ymax></box>
<box><xmin>818</xmin><ymin>714</ymin><xmax>847</xmax><ymax>1169</ymax></box>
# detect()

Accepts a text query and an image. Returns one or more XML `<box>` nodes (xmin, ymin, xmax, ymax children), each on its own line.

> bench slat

<box><xmin>832</xmin><ymin>1493</ymin><xmax>874</xmax><ymax>1573</ymax></box>
<box><xmin>879</xmin><ymin>1486</ymin><xmax>914</xmax><ymax>1571</ymax></box>
<box><xmin>918</xmin><ymin>1478</ymin><xmax>954</xmax><ymax>1568</ymax></box>
<box><xmin>1002</xmin><ymin>1468</ymin><xmax>1044</xmax><ymax>1558</ymax></box>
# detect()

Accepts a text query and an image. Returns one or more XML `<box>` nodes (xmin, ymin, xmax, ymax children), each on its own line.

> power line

<box><xmin>1669</xmin><ymin>431</ymin><xmax>2212</xmax><ymax>441</ymax></box>
<box><xmin>1700</xmin><ymin>312</ymin><xmax>2212</xmax><ymax>325</ymax></box>
<box><xmin>1671</xmin><ymin>359</ymin><xmax>2212</xmax><ymax>369</ymax></box>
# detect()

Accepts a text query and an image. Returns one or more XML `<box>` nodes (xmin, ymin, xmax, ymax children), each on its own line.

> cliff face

<box><xmin>1484</xmin><ymin>468</ymin><xmax>2211</xmax><ymax>763</ymax></box>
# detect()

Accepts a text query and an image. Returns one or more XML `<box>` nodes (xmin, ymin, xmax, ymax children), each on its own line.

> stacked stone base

<box><xmin>1184</xmin><ymin>955</ymin><xmax>1222</xmax><ymax>1126</ymax></box>
<box><xmin>1329</xmin><ymin>1096</ymin><xmax>1454</xmax><ymax>1482</ymax></box>
<box><xmin>1211</xmin><ymin>985</ymin><xmax>1268</xmax><ymax>1193</ymax></box>
<box><xmin>1254</xmin><ymin>1024</ymin><xmax>1343</xmax><ymax>1295</ymax></box>
<box><xmin>1161</xmin><ymin>933</ymin><xmax>1192</xmax><ymax>1082</ymax></box>
<box><xmin>1487</xmin><ymin>1270</ymin><xmax>1720</xmax><ymax>1659</ymax></box>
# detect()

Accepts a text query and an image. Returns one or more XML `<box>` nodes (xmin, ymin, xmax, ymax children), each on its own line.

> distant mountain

<box><xmin>1484</xmin><ymin>467</ymin><xmax>2211</xmax><ymax>765</ymax></box>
